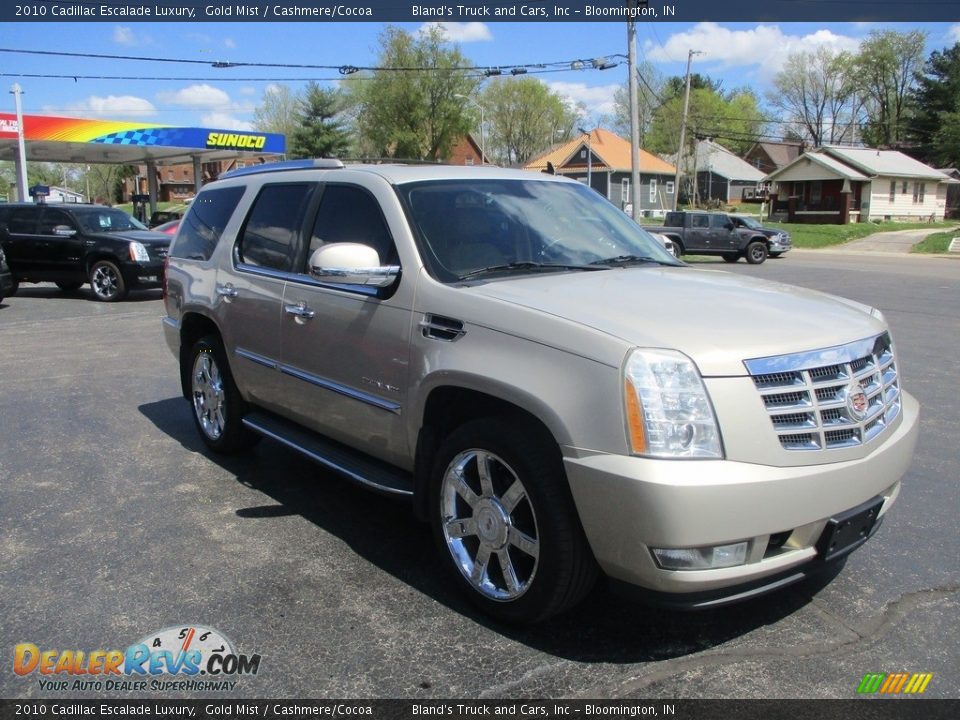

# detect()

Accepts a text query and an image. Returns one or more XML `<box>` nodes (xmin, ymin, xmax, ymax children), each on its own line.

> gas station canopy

<box><xmin>0</xmin><ymin>112</ymin><xmax>285</xmax><ymax>166</ymax></box>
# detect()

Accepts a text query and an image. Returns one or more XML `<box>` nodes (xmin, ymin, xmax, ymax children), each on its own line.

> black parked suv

<box><xmin>0</xmin><ymin>203</ymin><xmax>170</xmax><ymax>301</ymax></box>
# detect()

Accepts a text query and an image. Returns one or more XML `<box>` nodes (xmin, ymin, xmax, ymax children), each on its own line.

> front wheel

<box><xmin>430</xmin><ymin>418</ymin><xmax>597</xmax><ymax>623</ymax></box>
<box><xmin>745</xmin><ymin>241</ymin><xmax>768</xmax><ymax>265</ymax></box>
<box><xmin>187</xmin><ymin>335</ymin><xmax>255</xmax><ymax>453</ymax></box>
<box><xmin>89</xmin><ymin>260</ymin><xmax>127</xmax><ymax>301</ymax></box>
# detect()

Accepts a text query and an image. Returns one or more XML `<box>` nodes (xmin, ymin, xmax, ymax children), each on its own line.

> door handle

<box><xmin>216</xmin><ymin>284</ymin><xmax>238</xmax><ymax>301</ymax></box>
<box><xmin>284</xmin><ymin>302</ymin><xmax>315</xmax><ymax>320</ymax></box>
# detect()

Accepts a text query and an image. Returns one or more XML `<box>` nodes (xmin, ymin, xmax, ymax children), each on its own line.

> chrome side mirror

<box><xmin>53</xmin><ymin>225</ymin><xmax>77</xmax><ymax>237</ymax></box>
<box><xmin>308</xmin><ymin>243</ymin><xmax>399</xmax><ymax>288</ymax></box>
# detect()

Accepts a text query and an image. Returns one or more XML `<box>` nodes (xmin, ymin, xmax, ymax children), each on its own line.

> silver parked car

<box><xmin>162</xmin><ymin>160</ymin><xmax>918</xmax><ymax>623</ymax></box>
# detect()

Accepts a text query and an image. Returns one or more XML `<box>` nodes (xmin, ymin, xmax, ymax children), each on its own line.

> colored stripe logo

<box><xmin>857</xmin><ymin>672</ymin><xmax>933</xmax><ymax>694</ymax></box>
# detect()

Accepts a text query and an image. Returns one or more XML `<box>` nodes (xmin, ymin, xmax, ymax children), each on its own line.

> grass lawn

<box><xmin>763</xmin><ymin>220</ymin><xmax>959</xmax><ymax>249</ymax></box>
<box><xmin>115</xmin><ymin>200</ymin><xmax>191</xmax><ymax>217</ymax></box>
<box><xmin>911</xmin><ymin>230</ymin><xmax>960</xmax><ymax>253</ymax></box>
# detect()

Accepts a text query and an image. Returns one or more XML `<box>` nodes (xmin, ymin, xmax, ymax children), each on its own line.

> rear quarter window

<box><xmin>170</xmin><ymin>186</ymin><xmax>245</xmax><ymax>261</ymax></box>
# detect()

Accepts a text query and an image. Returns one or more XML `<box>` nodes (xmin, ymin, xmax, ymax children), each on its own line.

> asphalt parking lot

<box><xmin>1</xmin><ymin>250</ymin><xmax>958</xmax><ymax>700</ymax></box>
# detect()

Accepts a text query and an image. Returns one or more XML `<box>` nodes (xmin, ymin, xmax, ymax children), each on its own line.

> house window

<box><xmin>810</xmin><ymin>180</ymin><xmax>822</xmax><ymax>204</ymax></box>
<box><xmin>649</xmin><ymin>178</ymin><xmax>658</xmax><ymax>203</ymax></box>
<box><xmin>913</xmin><ymin>182</ymin><xmax>925</xmax><ymax>203</ymax></box>
<box><xmin>464</xmin><ymin>157</ymin><xmax>474</xmax><ymax>166</ymax></box>
<box><xmin>889</xmin><ymin>181</ymin><xmax>896</xmax><ymax>202</ymax></box>
<box><xmin>902</xmin><ymin>181</ymin><xmax>909</xmax><ymax>194</ymax></box>
<box><xmin>666</xmin><ymin>181</ymin><xmax>675</xmax><ymax>195</ymax></box>
<box><xmin>621</xmin><ymin>178</ymin><xmax>630</xmax><ymax>202</ymax></box>
<box><xmin>580</xmin><ymin>150</ymin><xmax>587</xmax><ymax>159</ymax></box>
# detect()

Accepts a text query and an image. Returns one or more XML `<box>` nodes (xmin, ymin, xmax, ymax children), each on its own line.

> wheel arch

<box><xmin>411</xmin><ymin>382</ymin><xmax>567</xmax><ymax>521</ymax></box>
<box><xmin>178</xmin><ymin>311</ymin><xmax>223</xmax><ymax>400</ymax></box>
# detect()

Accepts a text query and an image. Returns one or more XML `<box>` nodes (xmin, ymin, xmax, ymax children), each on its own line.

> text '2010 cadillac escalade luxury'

<box><xmin>162</xmin><ymin>160</ymin><xmax>919</xmax><ymax>623</ymax></box>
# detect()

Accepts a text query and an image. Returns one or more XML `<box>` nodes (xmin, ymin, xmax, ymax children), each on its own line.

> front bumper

<box><xmin>120</xmin><ymin>260</ymin><xmax>165</xmax><ymax>290</ymax></box>
<box><xmin>564</xmin><ymin>392</ymin><xmax>919</xmax><ymax>598</ymax></box>
<box><xmin>768</xmin><ymin>235</ymin><xmax>792</xmax><ymax>253</ymax></box>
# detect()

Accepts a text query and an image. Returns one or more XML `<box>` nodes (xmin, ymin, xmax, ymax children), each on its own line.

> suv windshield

<box><xmin>399</xmin><ymin>179</ymin><xmax>680</xmax><ymax>282</ymax></box>
<box><xmin>73</xmin><ymin>208</ymin><xmax>148</xmax><ymax>234</ymax></box>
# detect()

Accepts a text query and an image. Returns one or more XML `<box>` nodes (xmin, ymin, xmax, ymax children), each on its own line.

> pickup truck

<box><xmin>650</xmin><ymin>210</ymin><xmax>773</xmax><ymax>264</ymax></box>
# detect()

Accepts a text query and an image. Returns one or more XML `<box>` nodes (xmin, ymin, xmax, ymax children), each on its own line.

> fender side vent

<box><xmin>420</xmin><ymin>314</ymin><xmax>466</xmax><ymax>342</ymax></box>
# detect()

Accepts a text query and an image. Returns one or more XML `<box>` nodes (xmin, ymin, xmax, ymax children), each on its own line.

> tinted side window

<box><xmin>710</xmin><ymin>215</ymin><xmax>729</xmax><ymax>229</ymax></box>
<box><xmin>7</xmin><ymin>208</ymin><xmax>39</xmax><ymax>234</ymax></box>
<box><xmin>171</xmin><ymin>186</ymin><xmax>245</xmax><ymax>261</ymax></box>
<box><xmin>38</xmin><ymin>209</ymin><xmax>74</xmax><ymax>235</ymax></box>
<box><xmin>691</xmin><ymin>215</ymin><xmax>709</xmax><ymax>229</ymax></box>
<box><xmin>237</xmin><ymin>183</ymin><xmax>313</xmax><ymax>272</ymax></box>
<box><xmin>308</xmin><ymin>185</ymin><xmax>396</xmax><ymax>266</ymax></box>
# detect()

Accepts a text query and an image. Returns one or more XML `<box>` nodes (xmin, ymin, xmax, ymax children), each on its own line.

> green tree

<box><xmin>480</xmin><ymin>78</ymin><xmax>579</xmax><ymax>165</ymax></box>
<box><xmin>645</xmin><ymin>84</ymin><xmax>765</xmax><ymax>157</ymax></box>
<box><xmin>288</xmin><ymin>82</ymin><xmax>351</xmax><ymax>159</ymax></box>
<box><xmin>853</xmin><ymin>30</ymin><xmax>927</xmax><ymax>147</ymax></box>
<box><xmin>344</xmin><ymin>25</ymin><xmax>478</xmax><ymax>161</ymax></box>
<box><xmin>252</xmin><ymin>83</ymin><xmax>300</xmax><ymax>142</ymax></box>
<box><xmin>767</xmin><ymin>47</ymin><xmax>858</xmax><ymax>146</ymax></box>
<box><xmin>907</xmin><ymin>43</ymin><xmax>960</xmax><ymax>166</ymax></box>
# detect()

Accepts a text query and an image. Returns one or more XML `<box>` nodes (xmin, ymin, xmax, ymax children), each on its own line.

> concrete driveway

<box><xmin>835</xmin><ymin>227</ymin><xmax>953</xmax><ymax>253</ymax></box>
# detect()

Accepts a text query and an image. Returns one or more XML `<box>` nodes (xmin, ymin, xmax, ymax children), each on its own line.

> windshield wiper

<box><xmin>589</xmin><ymin>254</ymin><xmax>674</xmax><ymax>267</ymax></box>
<box><xmin>457</xmin><ymin>261</ymin><xmax>607</xmax><ymax>281</ymax></box>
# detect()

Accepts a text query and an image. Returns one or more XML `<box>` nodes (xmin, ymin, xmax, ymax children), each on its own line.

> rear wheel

<box><xmin>89</xmin><ymin>260</ymin><xmax>127</xmax><ymax>301</ymax></box>
<box><xmin>187</xmin><ymin>335</ymin><xmax>256</xmax><ymax>453</ymax></box>
<box><xmin>56</xmin><ymin>281</ymin><xmax>83</xmax><ymax>292</ymax></box>
<box><xmin>430</xmin><ymin>417</ymin><xmax>597</xmax><ymax>623</ymax></box>
<box><xmin>745</xmin><ymin>241</ymin><xmax>768</xmax><ymax>265</ymax></box>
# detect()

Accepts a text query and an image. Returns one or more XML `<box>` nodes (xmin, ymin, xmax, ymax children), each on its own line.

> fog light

<box><xmin>652</xmin><ymin>542</ymin><xmax>748</xmax><ymax>570</ymax></box>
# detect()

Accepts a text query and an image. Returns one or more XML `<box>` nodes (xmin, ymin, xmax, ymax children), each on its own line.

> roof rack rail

<box><xmin>220</xmin><ymin>158</ymin><xmax>345</xmax><ymax>179</ymax></box>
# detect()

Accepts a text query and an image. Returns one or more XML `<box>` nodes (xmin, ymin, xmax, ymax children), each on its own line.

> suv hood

<box><xmin>88</xmin><ymin>229</ymin><xmax>170</xmax><ymax>247</ymax></box>
<box><xmin>468</xmin><ymin>267</ymin><xmax>885</xmax><ymax>376</ymax></box>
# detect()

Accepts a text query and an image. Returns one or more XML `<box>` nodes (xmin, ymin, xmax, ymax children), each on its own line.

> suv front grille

<box><xmin>745</xmin><ymin>333</ymin><xmax>901</xmax><ymax>451</ymax></box>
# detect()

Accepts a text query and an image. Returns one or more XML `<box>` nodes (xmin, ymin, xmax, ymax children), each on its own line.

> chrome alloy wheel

<box><xmin>441</xmin><ymin>449</ymin><xmax>540</xmax><ymax>601</ymax></box>
<box><xmin>91</xmin><ymin>264</ymin><xmax>120</xmax><ymax>299</ymax></box>
<box><xmin>192</xmin><ymin>352</ymin><xmax>226</xmax><ymax>441</ymax></box>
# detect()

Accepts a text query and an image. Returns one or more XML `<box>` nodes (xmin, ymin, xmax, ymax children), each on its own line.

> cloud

<box><xmin>59</xmin><ymin>95</ymin><xmax>157</xmax><ymax>118</ymax></box>
<box><xmin>419</xmin><ymin>22</ymin><xmax>492</xmax><ymax>43</ymax></box>
<box><xmin>239</xmin><ymin>86</ymin><xmax>257</xmax><ymax>96</ymax></box>
<box><xmin>112</xmin><ymin>26</ymin><xmax>137</xmax><ymax>46</ymax></box>
<box><xmin>200</xmin><ymin>112</ymin><xmax>254</xmax><ymax>131</ymax></box>
<box><xmin>950</xmin><ymin>24</ymin><xmax>960</xmax><ymax>43</ymax></box>
<box><xmin>545</xmin><ymin>81</ymin><xmax>620</xmax><ymax>118</ymax></box>
<box><xmin>644</xmin><ymin>22</ymin><xmax>861</xmax><ymax>75</ymax></box>
<box><xmin>157</xmin><ymin>84</ymin><xmax>232</xmax><ymax>109</ymax></box>
<box><xmin>224</xmin><ymin>38</ymin><xmax>236</xmax><ymax>48</ymax></box>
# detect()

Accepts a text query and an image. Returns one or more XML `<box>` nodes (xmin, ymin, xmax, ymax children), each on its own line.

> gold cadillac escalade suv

<box><xmin>162</xmin><ymin>160</ymin><xmax>919</xmax><ymax>623</ymax></box>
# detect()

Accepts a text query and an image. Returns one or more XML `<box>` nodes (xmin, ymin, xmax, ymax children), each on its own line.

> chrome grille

<box><xmin>745</xmin><ymin>333</ymin><xmax>901</xmax><ymax>451</ymax></box>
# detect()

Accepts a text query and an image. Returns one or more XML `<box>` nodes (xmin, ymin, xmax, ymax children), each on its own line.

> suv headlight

<box><xmin>623</xmin><ymin>348</ymin><xmax>723</xmax><ymax>458</ymax></box>
<box><xmin>129</xmin><ymin>241</ymin><xmax>150</xmax><ymax>262</ymax></box>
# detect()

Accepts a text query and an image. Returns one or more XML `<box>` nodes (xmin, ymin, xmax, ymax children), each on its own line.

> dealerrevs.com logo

<box><xmin>14</xmin><ymin>625</ymin><xmax>262</xmax><ymax>692</ymax></box>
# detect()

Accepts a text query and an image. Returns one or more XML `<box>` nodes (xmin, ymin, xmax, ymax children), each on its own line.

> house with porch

<box><xmin>764</xmin><ymin>146</ymin><xmax>957</xmax><ymax>224</ymax></box>
<box><xmin>524</xmin><ymin>128</ymin><xmax>677</xmax><ymax>214</ymax></box>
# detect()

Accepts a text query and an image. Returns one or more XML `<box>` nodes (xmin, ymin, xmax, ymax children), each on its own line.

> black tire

<box><xmin>745</xmin><ymin>241</ymin><xmax>768</xmax><ymax>265</ymax></box>
<box><xmin>430</xmin><ymin>417</ymin><xmax>598</xmax><ymax>623</ymax></box>
<box><xmin>56</xmin><ymin>281</ymin><xmax>83</xmax><ymax>292</ymax></box>
<box><xmin>89</xmin><ymin>260</ymin><xmax>127</xmax><ymax>301</ymax></box>
<box><xmin>721</xmin><ymin>253</ymin><xmax>740</xmax><ymax>263</ymax></box>
<box><xmin>187</xmin><ymin>335</ymin><xmax>256</xmax><ymax>453</ymax></box>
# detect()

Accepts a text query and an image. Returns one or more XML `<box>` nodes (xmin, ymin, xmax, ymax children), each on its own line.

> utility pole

<box><xmin>627</xmin><ymin>16</ymin><xmax>641</xmax><ymax>220</ymax></box>
<box><xmin>672</xmin><ymin>50</ymin><xmax>702</xmax><ymax>211</ymax></box>
<box><xmin>10</xmin><ymin>83</ymin><xmax>29</xmax><ymax>202</ymax></box>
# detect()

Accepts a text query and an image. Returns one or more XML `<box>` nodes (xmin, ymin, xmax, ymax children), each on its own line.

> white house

<box><xmin>764</xmin><ymin>146</ymin><xmax>958</xmax><ymax>224</ymax></box>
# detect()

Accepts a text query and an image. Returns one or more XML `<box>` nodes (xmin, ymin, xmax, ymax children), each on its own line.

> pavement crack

<box><xmin>584</xmin><ymin>583</ymin><xmax>959</xmax><ymax>698</ymax></box>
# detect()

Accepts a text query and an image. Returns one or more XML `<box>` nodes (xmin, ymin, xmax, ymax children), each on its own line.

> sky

<box><xmin>3</xmin><ymin>20</ymin><xmax>960</xmax><ymax>133</ymax></box>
